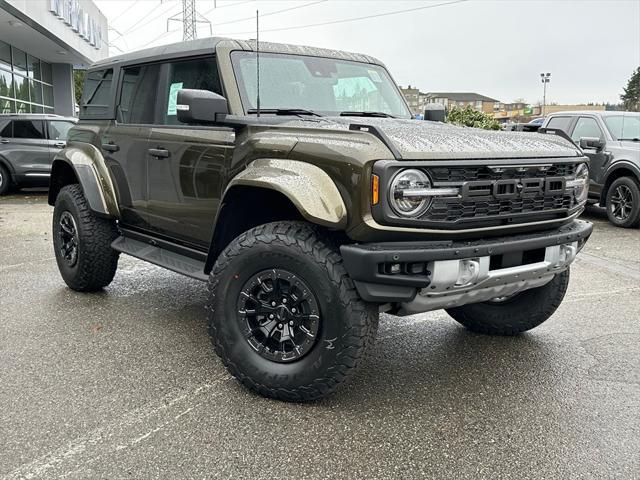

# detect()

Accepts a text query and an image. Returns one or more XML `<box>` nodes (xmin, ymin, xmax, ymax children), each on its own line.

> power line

<box><xmin>110</xmin><ymin>0</ymin><xmax>142</xmax><ymax>24</ymax></box>
<box><xmin>210</xmin><ymin>0</ymin><xmax>326</xmax><ymax>28</ymax></box>
<box><xmin>137</xmin><ymin>28</ymin><xmax>180</xmax><ymax>50</ymax></box>
<box><xmin>121</xmin><ymin>1</ymin><xmax>181</xmax><ymax>35</ymax></box>
<box><xmin>201</xmin><ymin>0</ymin><xmax>254</xmax><ymax>17</ymax></box>
<box><xmin>219</xmin><ymin>0</ymin><xmax>469</xmax><ymax>35</ymax></box>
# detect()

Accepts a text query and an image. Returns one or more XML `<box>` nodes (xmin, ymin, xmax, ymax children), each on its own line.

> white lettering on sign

<box><xmin>49</xmin><ymin>0</ymin><xmax>103</xmax><ymax>50</ymax></box>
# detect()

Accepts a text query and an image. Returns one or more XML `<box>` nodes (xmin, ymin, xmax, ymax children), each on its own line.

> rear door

<box><xmin>46</xmin><ymin>119</ymin><xmax>76</xmax><ymax>160</ymax></box>
<box><xmin>1</xmin><ymin>119</ymin><xmax>51</xmax><ymax>178</ymax></box>
<box><xmin>145</xmin><ymin>55</ymin><xmax>234</xmax><ymax>247</ymax></box>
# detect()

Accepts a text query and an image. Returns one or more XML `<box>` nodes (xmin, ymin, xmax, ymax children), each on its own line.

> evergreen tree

<box><xmin>620</xmin><ymin>67</ymin><xmax>640</xmax><ymax>111</ymax></box>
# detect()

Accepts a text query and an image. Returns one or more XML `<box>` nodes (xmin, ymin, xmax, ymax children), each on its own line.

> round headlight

<box><xmin>389</xmin><ymin>169</ymin><xmax>431</xmax><ymax>217</ymax></box>
<box><xmin>574</xmin><ymin>163</ymin><xmax>589</xmax><ymax>204</ymax></box>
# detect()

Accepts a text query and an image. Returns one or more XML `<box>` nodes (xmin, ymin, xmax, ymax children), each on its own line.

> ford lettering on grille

<box><xmin>460</xmin><ymin>177</ymin><xmax>567</xmax><ymax>200</ymax></box>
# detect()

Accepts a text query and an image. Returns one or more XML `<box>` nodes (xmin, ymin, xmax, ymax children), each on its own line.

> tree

<box><xmin>446</xmin><ymin>105</ymin><xmax>501</xmax><ymax>130</ymax></box>
<box><xmin>620</xmin><ymin>67</ymin><xmax>640</xmax><ymax>112</ymax></box>
<box><xmin>73</xmin><ymin>69</ymin><xmax>86</xmax><ymax>106</ymax></box>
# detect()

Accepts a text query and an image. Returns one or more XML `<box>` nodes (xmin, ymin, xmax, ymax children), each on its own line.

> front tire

<box><xmin>0</xmin><ymin>163</ymin><xmax>11</xmax><ymax>195</ymax></box>
<box><xmin>445</xmin><ymin>269</ymin><xmax>570</xmax><ymax>335</ymax></box>
<box><xmin>207</xmin><ymin>221</ymin><xmax>378</xmax><ymax>402</ymax></box>
<box><xmin>605</xmin><ymin>176</ymin><xmax>640</xmax><ymax>228</ymax></box>
<box><xmin>53</xmin><ymin>184</ymin><xmax>120</xmax><ymax>291</ymax></box>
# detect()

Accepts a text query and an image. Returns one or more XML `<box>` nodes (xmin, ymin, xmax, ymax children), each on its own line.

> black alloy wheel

<box><xmin>58</xmin><ymin>210</ymin><xmax>79</xmax><ymax>267</ymax></box>
<box><xmin>609</xmin><ymin>183</ymin><xmax>633</xmax><ymax>222</ymax></box>
<box><xmin>237</xmin><ymin>268</ymin><xmax>320</xmax><ymax>363</ymax></box>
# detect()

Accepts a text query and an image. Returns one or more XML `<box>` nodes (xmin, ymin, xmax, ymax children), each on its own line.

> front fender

<box><xmin>225</xmin><ymin>159</ymin><xmax>347</xmax><ymax>228</ymax></box>
<box><xmin>49</xmin><ymin>142</ymin><xmax>120</xmax><ymax>218</ymax></box>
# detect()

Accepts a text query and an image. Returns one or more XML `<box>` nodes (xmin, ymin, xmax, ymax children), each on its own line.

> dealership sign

<box><xmin>49</xmin><ymin>0</ymin><xmax>103</xmax><ymax>50</ymax></box>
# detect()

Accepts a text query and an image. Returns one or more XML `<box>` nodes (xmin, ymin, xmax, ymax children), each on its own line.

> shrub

<box><xmin>446</xmin><ymin>105</ymin><xmax>501</xmax><ymax>130</ymax></box>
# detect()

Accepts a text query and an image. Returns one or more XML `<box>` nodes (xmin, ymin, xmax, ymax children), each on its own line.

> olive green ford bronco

<box><xmin>48</xmin><ymin>38</ymin><xmax>593</xmax><ymax>401</ymax></box>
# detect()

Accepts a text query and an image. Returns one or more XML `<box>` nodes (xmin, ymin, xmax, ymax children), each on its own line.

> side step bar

<box><xmin>111</xmin><ymin>235</ymin><xmax>208</xmax><ymax>281</ymax></box>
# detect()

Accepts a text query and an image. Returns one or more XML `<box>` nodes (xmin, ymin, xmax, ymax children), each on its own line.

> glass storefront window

<box><xmin>28</xmin><ymin>55</ymin><xmax>41</xmax><ymax>80</ymax></box>
<box><xmin>0</xmin><ymin>42</ymin><xmax>55</xmax><ymax>113</ymax></box>
<box><xmin>29</xmin><ymin>79</ymin><xmax>43</xmax><ymax>104</ymax></box>
<box><xmin>0</xmin><ymin>69</ymin><xmax>13</xmax><ymax>97</ymax></box>
<box><xmin>12</xmin><ymin>47</ymin><xmax>27</xmax><ymax>75</ymax></box>
<box><xmin>0</xmin><ymin>41</ymin><xmax>11</xmax><ymax>70</ymax></box>
<box><xmin>41</xmin><ymin>62</ymin><xmax>53</xmax><ymax>84</ymax></box>
<box><xmin>13</xmin><ymin>74</ymin><xmax>29</xmax><ymax>102</ymax></box>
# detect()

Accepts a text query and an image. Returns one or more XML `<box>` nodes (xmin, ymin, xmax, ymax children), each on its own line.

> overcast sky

<box><xmin>96</xmin><ymin>0</ymin><xmax>640</xmax><ymax>105</ymax></box>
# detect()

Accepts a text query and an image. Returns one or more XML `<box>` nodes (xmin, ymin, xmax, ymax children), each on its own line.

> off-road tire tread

<box><xmin>54</xmin><ymin>184</ymin><xmax>119</xmax><ymax>291</ymax></box>
<box><xmin>446</xmin><ymin>269</ymin><xmax>570</xmax><ymax>336</ymax></box>
<box><xmin>207</xmin><ymin>221</ymin><xmax>378</xmax><ymax>402</ymax></box>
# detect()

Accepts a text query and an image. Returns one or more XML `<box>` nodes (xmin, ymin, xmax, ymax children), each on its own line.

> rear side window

<box><xmin>119</xmin><ymin>64</ymin><xmax>161</xmax><ymax>124</ymax></box>
<box><xmin>161</xmin><ymin>56</ymin><xmax>222</xmax><ymax>125</ymax></box>
<box><xmin>80</xmin><ymin>68</ymin><xmax>114</xmax><ymax>118</ymax></box>
<box><xmin>49</xmin><ymin>121</ymin><xmax>75</xmax><ymax>140</ymax></box>
<box><xmin>546</xmin><ymin>116</ymin><xmax>572</xmax><ymax>133</ymax></box>
<box><xmin>11</xmin><ymin>120</ymin><xmax>45</xmax><ymax>139</ymax></box>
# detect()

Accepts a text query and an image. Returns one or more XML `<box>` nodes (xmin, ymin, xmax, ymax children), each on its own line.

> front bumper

<box><xmin>340</xmin><ymin>220</ymin><xmax>593</xmax><ymax>314</ymax></box>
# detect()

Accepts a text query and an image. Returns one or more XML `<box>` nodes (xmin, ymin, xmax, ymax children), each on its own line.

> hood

<box><xmin>276</xmin><ymin>116</ymin><xmax>581</xmax><ymax>160</ymax></box>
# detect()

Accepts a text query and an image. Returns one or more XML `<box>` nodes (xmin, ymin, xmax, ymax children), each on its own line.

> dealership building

<box><xmin>0</xmin><ymin>0</ymin><xmax>108</xmax><ymax>116</ymax></box>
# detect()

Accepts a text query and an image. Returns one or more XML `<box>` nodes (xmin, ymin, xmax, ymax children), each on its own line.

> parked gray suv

<box><xmin>0</xmin><ymin>114</ymin><xmax>77</xmax><ymax>195</ymax></box>
<box><xmin>541</xmin><ymin>111</ymin><xmax>640</xmax><ymax>227</ymax></box>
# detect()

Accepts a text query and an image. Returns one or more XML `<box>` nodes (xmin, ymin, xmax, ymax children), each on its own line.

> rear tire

<box><xmin>605</xmin><ymin>176</ymin><xmax>640</xmax><ymax>228</ymax></box>
<box><xmin>207</xmin><ymin>221</ymin><xmax>378</xmax><ymax>402</ymax></box>
<box><xmin>0</xmin><ymin>164</ymin><xmax>11</xmax><ymax>195</ymax></box>
<box><xmin>53</xmin><ymin>184</ymin><xmax>120</xmax><ymax>291</ymax></box>
<box><xmin>445</xmin><ymin>269</ymin><xmax>570</xmax><ymax>335</ymax></box>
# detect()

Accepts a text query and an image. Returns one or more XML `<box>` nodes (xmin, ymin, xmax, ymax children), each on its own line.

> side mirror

<box><xmin>579</xmin><ymin>137</ymin><xmax>604</xmax><ymax>151</ymax></box>
<box><xmin>424</xmin><ymin>103</ymin><xmax>446</xmax><ymax>122</ymax></box>
<box><xmin>176</xmin><ymin>89</ymin><xmax>228</xmax><ymax>124</ymax></box>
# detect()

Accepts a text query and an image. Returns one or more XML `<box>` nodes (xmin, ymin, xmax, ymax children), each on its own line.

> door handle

<box><xmin>102</xmin><ymin>142</ymin><xmax>119</xmax><ymax>152</ymax></box>
<box><xmin>54</xmin><ymin>142</ymin><xmax>66</xmax><ymax>148</ymax></box>
<box><xmin>0</xmin><ymin>139</ymin><xmax>8</xmax><ymax>144</ymax></box>
<box><xmin>148</xmin><ymin>148</ymin><xmax>170</xmax><ymax>158</ymax></box>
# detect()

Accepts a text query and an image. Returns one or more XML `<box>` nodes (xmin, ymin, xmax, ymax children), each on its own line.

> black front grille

<box><xmin>428</xmin><ymin>164</ymin><xmax>577</xmax><ymax>183</ymax></box>
<box><xmin>429</xmin><ymin>194</ymin><xmax>575</xmax><ymax>222</ymax></box>
<box><xmin>420</xmin><ymin>163</ymin><xmax>578</xmax><ymax>224</ymax></box>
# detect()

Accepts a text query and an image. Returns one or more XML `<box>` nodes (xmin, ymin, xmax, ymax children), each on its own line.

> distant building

<box><xmin>399</xmin><ymin>85</ymin><xmax>429</xmax><ymax>115</ymax></box>
<box><xmin>424</xmin><ymin>92</ymin><xmax>501</xmax><ymax>115</ymax></box>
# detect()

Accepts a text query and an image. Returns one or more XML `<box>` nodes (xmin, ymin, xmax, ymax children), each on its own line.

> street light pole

<box><xmin>540</xmin><ymin>72</ymin><xmax>551</xmax><ymax>116</ymax></box>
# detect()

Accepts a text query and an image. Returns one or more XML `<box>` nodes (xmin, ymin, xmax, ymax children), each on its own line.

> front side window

<box><xmin>49</xmin><ymin>121</ymin><xmax>74</xmax><ymax>140</ymax></box>
<box><xmin>546</xmin><ymin>116</ymin><xmax>572</xmax><ymax>133</ymax></box>
<box><xmin>12</xmin><ymin>120</ymin><xmax>45</xmax><ymax>139</ymax></box>
<box><xmin>603</xmin><ymin>115</ymin><xmax>640</xmax><ymax>141</ymax></box>
<box><xmin>119</xmin><ymin>64</ymin><xmax>161</xmax><ymax>124</ymax></box>
<box><xmin>162</xmin><ymin>56</ymin><xmax>222</xmax><ymax>125</ymax></box>
<box><xmin>571</xmin><ymin>117</ymin><xmax>603</xmax><ymax>142</ymax></box>
<box><xmin>80</xmin><ymin>69</ymin><xmax>113</xmax><ymax>116</ymax></box>
<box><xmin>231</xmin><ymin>51</ymin><xmax>411</xmax><ymax>118</ymax></box>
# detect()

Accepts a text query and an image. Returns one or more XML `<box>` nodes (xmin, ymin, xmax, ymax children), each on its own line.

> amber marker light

<box><xmin>372</xmin><ymin>174</ymin><xmax>380</xmax><ymax>205</ymax></box>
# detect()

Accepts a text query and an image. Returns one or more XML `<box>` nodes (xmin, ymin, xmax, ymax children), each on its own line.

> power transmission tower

<box><xmin>166</xmin><ymin>0</ymin><xmax>212</xmax><ymax>41</ymax></box>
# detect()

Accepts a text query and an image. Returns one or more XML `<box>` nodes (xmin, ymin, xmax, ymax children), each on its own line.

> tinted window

<box><xmin>603</xmin><ymin>115</ymin><xmax>640</xmax><ymax>141</ymax></box>
<box><xmin>546</xmin><ymin>116</ymin><xmax>572</xmax><ymax>133</ymax></box>
<box><xmin>0</xmin><ymin>121</ymin><xmax>11</xmax><ymax>137</ymax></box>
<box><xmin>12</xmin><ymin>120</ymin><xmax>45</xmax><ymax>139</ymax></box>
<box><xmin>571</xmin><ymin>117</ymin><xmax>603</xmax><ymax>142</ymax></box>
<box><xmin>81</xmin><ymin>69</ymin><xmax>113</xmax><ymax>116</ymax></box>
<box><xmin>49</xmin><ymin>121</ymin><xmax>74</xmax><ymax>140</ymax></box>
<box><xmin>162</xmin><ymin>56</ymin><xmax>222</xmax><ymax>125</ymax></box>
<box><xmin>119</xmin><ymin>64</ymin><xmax>161</xmax><ymax>124</ymax></box>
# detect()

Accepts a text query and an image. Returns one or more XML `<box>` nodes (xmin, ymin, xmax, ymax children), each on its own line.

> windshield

<box><xmin>603</xmin><ymin>115</ymin><xmax>640</xmax><ymax>140</ymax></box>
<box><xmin>231</xmin><ymin>51</ymin><xmax>412</xmax><ymax>118</ymax></box>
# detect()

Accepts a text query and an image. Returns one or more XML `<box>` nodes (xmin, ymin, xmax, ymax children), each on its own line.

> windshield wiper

<box><xmin>246</xmin><ymin>108</ymin><xmax>322</xmax><ymax>117</ymax></box>
<box><xmin>339</xmin><ymin>111</ymin><xmax>396</xmax><ymax>118</ymax></box>
<box><xmin>618</xmin><ymin>137</ymin><xmax>639</xmax><ymax>141</ymax></box>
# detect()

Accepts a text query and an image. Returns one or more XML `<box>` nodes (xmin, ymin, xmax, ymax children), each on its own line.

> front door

<box><xmin>570</xmin><ymin>116</ymin><xmax>608</xmax><ymax>195</ymax></box>
<box><xmin>145</xmin><ymin>55</ymin><xmax>233</xmax><ymax>248</ymax></box>
<box><xmin>46</xmin><ymin>119</ymin><xmax>76</xmax><ymax>163</ymax></box>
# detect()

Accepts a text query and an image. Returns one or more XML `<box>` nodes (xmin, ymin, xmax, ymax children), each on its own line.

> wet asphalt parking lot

<box><xmin>0</xmin><ymin>191</ymin><xmax>639</xmax><ymax>479</ymax></box>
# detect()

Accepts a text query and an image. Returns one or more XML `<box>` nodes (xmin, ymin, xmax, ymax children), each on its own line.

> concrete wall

<box><xmin>51</xmin><ymin>63</ymin><xmax>74</xmax><ymax>115</ymax></box>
